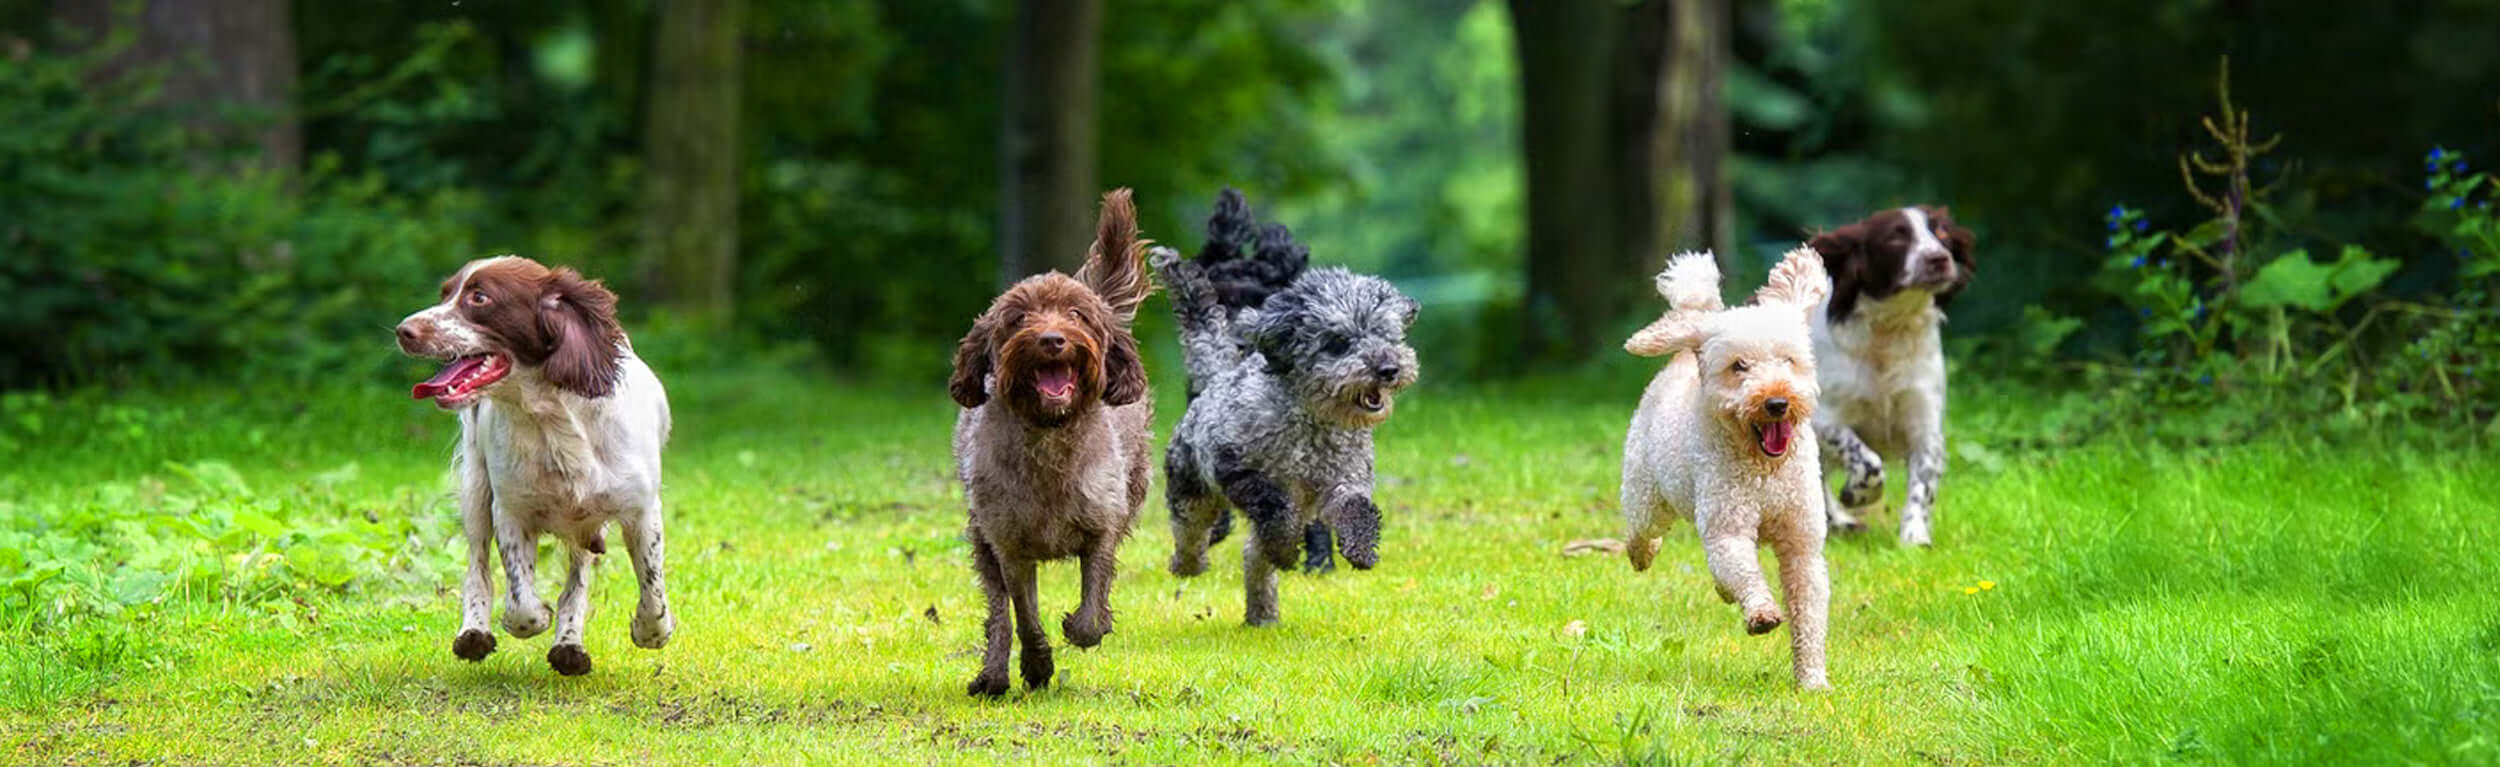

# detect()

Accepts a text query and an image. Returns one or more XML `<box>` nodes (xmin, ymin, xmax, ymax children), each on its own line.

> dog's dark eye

<box><xmin>1731</xmin><ymin>360</ymin><xmax>1750</xmax><ymax>374</ymax></box>
<box><xmin>467</xmin><ymin>290</ymin><xmax>491</xmax><ymax>306</ymax></box>
<box><xmin>1322</xmin><ymin>333</ymin><xmax>1351</xmax><ymax>355</ymax></box>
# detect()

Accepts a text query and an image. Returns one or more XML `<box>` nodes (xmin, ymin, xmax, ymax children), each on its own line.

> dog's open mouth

<box><xmin>413</xmin><ymin>354</ymin><xmax>511</xmax><ymax>408</ymax></box>
<box><xmin>1034</xmin><ymin>362</ymin><xmax>1078</xmax><ymax>408</ymax></box>
<box><xmin>1753</xmin><ymin>420</ymin><xmax>1795</xmax><ymax>457</ymax></box>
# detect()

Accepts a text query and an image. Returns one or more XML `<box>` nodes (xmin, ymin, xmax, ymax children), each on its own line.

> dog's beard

<box><xmin>1000</xmin><ymin>348</ymin><xmax>1099</xmax><ymax>427</ymax></box>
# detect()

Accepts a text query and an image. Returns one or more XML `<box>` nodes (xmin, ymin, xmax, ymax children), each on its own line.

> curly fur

<box><xmin>1156</xmin><ymin>188</ymin><xmax>1419</xmax><ymax>625</ymax></box>
<box><xmin>1619</xmin><ymin>247</ymin><xmax>1834</xmax><ymax>690</ymax></box>
<box><xmin>951</xmin><ymin>189</ymin><xmax>1155</xmax><ymax>696</ymax></box>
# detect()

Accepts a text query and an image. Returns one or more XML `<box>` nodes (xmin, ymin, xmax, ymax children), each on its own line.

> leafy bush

<box><xmin>0</xmin><ymin>29</ymin><xmax>482</xmax><ymax>389</ymax></box>
<box><xmin>2063</xmin><ymin>67</ymin><xmax>2495</xmax><ymax>437</ymax></box>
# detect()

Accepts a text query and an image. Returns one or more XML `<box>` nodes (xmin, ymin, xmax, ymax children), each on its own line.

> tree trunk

<box><xmin>53</xmin><ymin>0</ymin><xmax>299</xmax><ymax>174</ymax></box>
<box><xmin>643</xmin><ymin>0</ymin><xmax>746</xmax><ymax>325</ymax></box>
<box><xmin>998</xmin><ymin>0</ymin><xmax>1103</xmax><ymax>285</ymax></box>
<box><xmin>1651</xmin><ymin>0</ymin><xmax>1729</xmax><ymax>259</ymax></box>
<box><xmin>1510</xmin><ymin>0</ymin><xmax>1727</xmax><ymax>364</ymax></box>
<box><xmin>1508</xmin><ymin>0</ymin><xmax>1624</xmax><ymax>363</ymax></box>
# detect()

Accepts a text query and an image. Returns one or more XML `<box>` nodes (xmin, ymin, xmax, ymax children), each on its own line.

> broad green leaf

<box><xmin>2240</xmin><ymin>250</ymin><xmax>2333</xmax><ymax>311</ymax></box>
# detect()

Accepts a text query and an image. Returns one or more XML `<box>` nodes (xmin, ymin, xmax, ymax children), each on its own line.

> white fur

<box><xmin>1811</xmin><ymin>276</ymin><xmax>1949</xmax><ymax>547</ymax></box>
<box><xmin>1619</xmin><ymin>247</ymin><xmax>1832</xmax><ymax>690</ymax></box>
<box><xmin>403</xmin><ymin>269</ymin><xmax>676</xmax><ymax>668</ymax></box>
<box><xmin>1895</xmin><ymin>207</ymin><xmax>1952</xmax><ymax>290</ymax></box>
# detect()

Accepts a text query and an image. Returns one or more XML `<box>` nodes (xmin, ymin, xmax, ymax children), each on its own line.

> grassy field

<box><xmin>4</xmin><ymin>364</ymin><xmax>2497</xmax><ymax>765</ymax></box>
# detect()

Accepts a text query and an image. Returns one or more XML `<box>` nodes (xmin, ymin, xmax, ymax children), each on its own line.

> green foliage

<box><xmin>0</xmin><ymin>31</ymin><xmax>481</xmax><ymax>388</ymax></box>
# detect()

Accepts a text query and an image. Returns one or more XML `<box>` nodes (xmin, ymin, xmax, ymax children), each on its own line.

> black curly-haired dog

<box><xmin>1154</xmin><ymin>188</ymin><xmax>1419</xmax><ymax>626</ymax></box>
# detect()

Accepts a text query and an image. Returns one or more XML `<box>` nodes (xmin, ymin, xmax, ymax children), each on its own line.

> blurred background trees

<box><xmin>1</xmin><ymin>0</ymin><xmax>2494</xmax><ymax>418</ymax></box>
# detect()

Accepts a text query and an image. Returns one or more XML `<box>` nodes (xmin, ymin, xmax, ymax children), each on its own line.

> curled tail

<box><xmin>1158</xmin><ymin>187</ymin><xmax>1311</xmax><ymax>393</ymax></box>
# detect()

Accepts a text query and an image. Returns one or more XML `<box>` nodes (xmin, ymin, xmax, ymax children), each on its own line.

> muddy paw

<box><xmin>1061</xmin><ymin>612</ymin><xmax>1109</xmax><ymax>649</ymax></box>
<box><xmin>631</xmin><ymin>607</ymin><xmax>674</xmax><ymax>650</ymax></box>
<box><xmin>1169</xmin><ymin>552</ymin><xmax>1207</xmax><ymax>578</ymax></box>
<box><xmin>1019</xmin><ymin>648</ymin><xmax>1054</xmax><ymax>690</ymax></box>
<box><xmin>451</xmin><ymin>629</ymin><xmax>496</xmax><ymax>661</ymax></box>
<box><xmin>501</xmin><ymin>601</ymin><xmax>550</xmax><ymax>639</ymax></box>
<box><xmin>546</xmin><ymin>643</ymin><xmax>593</xmax><ymax>676</ymax></box>
<box><xmin>967</xmin><ymin>670</ymin><xmax>1010</xmax><ymax>697</ymax></box>
<box><xmin>1744</xmin><ymin>607</ymin><xmax>1786</xmax><ymax>636</ymax></box>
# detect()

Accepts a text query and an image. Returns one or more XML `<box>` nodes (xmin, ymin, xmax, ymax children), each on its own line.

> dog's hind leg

<box><xmin>1772</xmin><ymin>517</ymin><xmax>1831</xmax><ymax>690</ymax></box>
<box><xmin>1062</xmin><ymin>534</ymin><xmax>1117</xmax><ymax>648</ymax></box>
<box><xmin>966</xmin><ymin>536</ymin><xmax>1014</xmax><ymax>697</ymax></box>
<box><xmin>1702</xmin><ymin>528</ymin><xmax>1781</xmax><ymax>635</ymax></box>
<box><xmin>1242</xmin><ymin>536</ymin><xmax>1283</xmax><ymax>627</ymax></box>
<box><xmin>494</xmin><ymin>506</ymin><xmax>551</xmax><ymax>639</ymax></box>
<box><xmin>1008</xmin><ymin>555</ymin><xmax>1053</xmax><ymax>691</ymax></box>
<box><xmin>1165</xmin><ymin>440</ymin><xmax>1226</xmax><ymax>577</ymax></box>
<box><xmin>1301</xmin><ymin>521</ymin><xmax>1335</xmax><ymax>573</ymax></box>
<box><xmin>1620</xmin><ymin>478</ymin><xmax>1668</xmax><ymax>572</ymax></box>
<box><xmin>544</xmin><ymin>544</ymin><xmax>596</xmax><ymax>676</ymax></box>
<box><xmin>621</xmin><ymin>503</ymin><xmax>672</xmax><ymax>650</ymax></box>
<box><xmin>1822</xmin><ymin>425</ymin><xmax>1882</xmax><ymax>534</ymax></box>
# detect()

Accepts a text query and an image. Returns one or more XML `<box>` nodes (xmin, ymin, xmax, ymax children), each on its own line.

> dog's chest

<box><xmin>1815</xmin><ymin>302</ymin><xmax>1942</xmax><ymax>446</ymax></box>
<box><xmin>477</xmin><ymin>407</ymin><xmax>635</xmax><ymax>525</ymax></box>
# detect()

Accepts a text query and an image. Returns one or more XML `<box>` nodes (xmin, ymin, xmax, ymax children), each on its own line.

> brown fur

<box><xmin>443</xmin><ymin>259</ymin><xmax>626</xmax><ymax>398</ymax></box>
<box><xmin>950</xmin><ymin>188</ymin><xmax>1156</xmax><ymax>696</ymax></box>
<box><xmin>1808</xmin><ymin>205</ymin><xmax>1976</xmax><ymax>322</ymax></box>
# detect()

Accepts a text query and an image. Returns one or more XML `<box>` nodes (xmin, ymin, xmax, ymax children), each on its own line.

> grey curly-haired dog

<box><xmin>1154</xmin><ymin>187</ymin><xmax>1419</xmax><ymax>626</ymax></box>
<box><xmin>950</xmin><ymin>188</ymin><xmax>1154</xmax><ymax>696</ymax></box>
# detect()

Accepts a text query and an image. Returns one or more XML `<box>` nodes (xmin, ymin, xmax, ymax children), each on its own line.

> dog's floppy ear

<box><xmin>1101</xmin><ymin>329</ymin><xmax>1147</xmax><ymax>406</ymax></box>
<box><xmin>1077</xmin><ymin>188</ymin><xmax>1155</xmax><ymax>320</ymax></box>
<box><xmin>538</xmin><ymin>269</ymin><xmax>625</xmax><ymax>398</ymax></box>
<box><xmin>1929</xmin><ymin>205</ymin><xmax>1977</xmax><ymax>310</ymax></box>
<box><xmin>1252</xmin><ymin>291</ymin><xmax>1304</xmax><ymax>375</ymax></box>
<box><xmin>949</xmin><ymin>311</ymin><xmax>997</xmax><ymax>408</ymax></box>
<box><xmin>1751</xmin><ymin>245</ymin><xmax>1830</xmax><ymax>312</ymax></box>
<box><xmin>1809</xmin><ymin>223</ymin><xmax>1868</xmax><ymax>324</ymax></box>
<box><xmin>1624</xmin><ymin>314</ymin><xmax>1705</xmax><ymax>357</ymax></box>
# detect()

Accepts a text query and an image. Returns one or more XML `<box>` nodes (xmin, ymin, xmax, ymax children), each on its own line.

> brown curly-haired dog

<box><xmin>949</xmin><ymin>188</ymin><xmax>1155</xmax><ymax>697</ymax></box>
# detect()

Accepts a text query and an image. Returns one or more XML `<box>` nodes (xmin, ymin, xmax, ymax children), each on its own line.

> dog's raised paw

<box><xmin>451</xmin><ymin>629</ymin><xmax>496</xmax><ymax>661</ymax></box>
<box><xmin>1061</xmin><ymin>612</ymin><xmax>1109</xmax><ymax>649</ymax></box>
<box><xmin>1744</xmin><ymin>608</ymin><xmax>1786</xmax><ymax>635</ymax></box>
<box><xmin>547</xmin><ymin>643</ymin><xmax>593</xmax><ymax>676</ymax></box>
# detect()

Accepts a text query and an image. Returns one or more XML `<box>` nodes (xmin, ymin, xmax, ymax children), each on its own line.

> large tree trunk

<box><xmin>1509</xmin><ymin>0</ymin><xmax>1625</xmax><ymax>363</ymax></box>
<box><xmin>1510</xmin><ymin>0</ymin><xmax>1727</xmax><ymax>364</ymax></box>
<box><xmin>643</xmin><ymin>0</ymin><xmax>746</xmax><ymax>325</ymax></box>
<box><xmin>53</xmin><ymin>0</ymin><xmax>299</xmax><ymax>174</ymax></box>
<box><xmin>997</xmin><ymin>0</ymin><xmax>1103</xmax><ymax>285</ymax></box>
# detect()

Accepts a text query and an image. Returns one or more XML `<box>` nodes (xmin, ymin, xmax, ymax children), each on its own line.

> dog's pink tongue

<box><xmin>413</xmin><ymin>357</ymin><xmax>484</xmax><ymax>400</ymax></box>
<box><xmin>1037</xmin><ymin>364</ymin><xmax>1076</xmax><ymax>398</ymax></box>
<box><xmin>1761</xmin><ymin>421</ymin><xmax>1794</xmax><ymax>456</ymax></box>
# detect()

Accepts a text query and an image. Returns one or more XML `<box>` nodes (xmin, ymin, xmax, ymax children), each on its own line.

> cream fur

<box><xmin>1618</xmin><ymin>247</ymin><xmax>1832</xmax><ymax>690</ymax></box>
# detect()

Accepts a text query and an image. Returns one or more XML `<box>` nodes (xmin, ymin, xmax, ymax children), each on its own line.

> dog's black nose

<box><xmin>1037</xmin><ymin>331</ymin><xmax>1066</xmax><ymax>353</ymax></box>
<box><xmin>1375</xmin><ymin>363</ymin><xmax>1401</xmax><ymax>382</ymax></box>
<box><xmin>1765</xmin><ymin>398</ymin><xmax>1789</xmax><ymax>418</ymax></box>
<box><xmin>1923</xmin><ymin>253</ymin><xmax>1953</xmax><ymax>272</ymax></box>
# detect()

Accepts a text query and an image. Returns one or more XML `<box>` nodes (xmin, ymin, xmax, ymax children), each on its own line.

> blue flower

<box><xmin>2194</xmin><ymin>304</ymin><xmax>2207</xmax><ymax>318</ymax></box>
<box><xmin>2454</xmin><ymin>197</ymin><xmax>2466</xmax><ymax>210</ymax></box>
<box><xmin>2467</xmin><ymin>366</ymin><xmax>2478</xmax><ymax>378</ymax></box>
<box><xmin>2134</xmin><ymin>218</ymin><xmax>2149</xmax><ymax>232</ymax></box>
<box><xmin>2157</xmin><ymin>259</ymin><xmax>2170</xmax><ymax>268</ymax></box>
<box><xmin>2139</xmin><ymin>307</ymin><xmax>2152</xmax><ymax>318</ymax></box>
<box><xmin>2106</xmin><ymin>236</ymin><xmax>2120</xmax><ymax>248</ymax></box>
<box><xmin>2107</xmin><ymin>204</ymin><xmax>2125</xmax><ymax>221</ymax></box>
<box><xmin>2427</xmin><ymin>178</ymin><xmax>2439</xmax><ymax>190</ymax></box>
<box><xmin>2131</xmin><ymin>255</ymin><xmax>2146</xmax><ymax>269</ymax></box>
<box><xmin>2198</xmin><ymin>374</ymin><xmax>2213</xmax><ymax>385</ymax></box>
<box><xmin>2457</xmin><ymin>160</ymin><xmax>2471</xmax><ymax>173</ymax></box>
<box><xmin>2431</xmin><ymin>147</ymin><xmax>2447</xmax><ymax>162</ymax></box>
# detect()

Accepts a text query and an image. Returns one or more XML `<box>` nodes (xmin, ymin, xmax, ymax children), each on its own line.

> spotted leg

<box><xmin>544</xmin><ymin>544</ymin><xmax>595</xmax><ymax>676</ymax></box>
<box><xmin>450</xmin><ymin>439</ymin><xmax>497</xmax><ymax>661</ymax></box>
<box><xmin>621</xmin><ymin>503</ymin><xmax>672</xmax><ymax>649</ymax></box>
<box><xmin>495</xmin><ymin>504</ymin><xmax>551</xmax><ymax>638</ymax></box>
<box><xmin>1822</xmin><ymin>424</ymin><xmax>1884</xmax><ymax>534</ymax></box>
<box><xmin>1900</xmin><ymin>426</ymin><xmax>1943</xmax><ymax>548</ymax></box>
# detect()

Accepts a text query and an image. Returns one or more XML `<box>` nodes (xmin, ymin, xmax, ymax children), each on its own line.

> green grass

<box><xmin>3</xmin><ymin>365</ymin><xmax>2497</xmax><ymax>765</ymax></box>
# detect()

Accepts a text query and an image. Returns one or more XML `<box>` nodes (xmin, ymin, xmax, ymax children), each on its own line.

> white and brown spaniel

<box><xmin>395</xmin><ymin>256</ymin><xmax>673</xmax><ymax>675</ymax></box>
<box><xmin>1806</xmin><ymin>206</ymin><xmax>1974</xmax><ymax>547</ymax></box>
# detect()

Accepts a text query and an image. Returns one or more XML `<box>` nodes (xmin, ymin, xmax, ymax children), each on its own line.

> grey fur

<box><xmin>1153</xmin><ymin>232</ymin><xmax>1418</xmax><ymax>627</ymax></box>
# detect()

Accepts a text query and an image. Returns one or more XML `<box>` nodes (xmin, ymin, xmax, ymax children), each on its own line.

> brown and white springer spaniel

<box><xmin>395</xmin><ymin>256</ymin><xmax>673</xmax><ymax>675</ymax></box>
<box><xmin>1806</xmin><ymin>206</ymin><xmax>1975</xmax><ymax>547</ymax></box>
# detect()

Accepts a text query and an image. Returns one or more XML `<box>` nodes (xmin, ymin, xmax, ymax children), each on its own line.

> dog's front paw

<box><xmin>451</xmin><ymin>628</ymin><xmax>496</xmax><ymax>661</ymax></box>
<box><xmin>1061</xmin><ymin>611</ymin><xmax>1110</xmax><ymax>649</ymax></box>
<box><xmin>1019</xmin><ymin>646</ymin><xmax>1054</xmax><ymax>690</ymax></box>
<box><xmin>1743</xmin><ymin>606</ymin><xmax>1786</xmax><ymax>635</ymax></box>
<box><xmin>1827</xmin><ymin>506</ymin><xmax>1867</xmax><ymax>535</ymax></box>
<box><xmin>546</xmin><ymin>643</ymin><xmax>593</xmax><ymax>676</ymax></box>
<box><xmin>967</xmin><ymin>670</ymin><xmax>1011</xmax><ymax>697</ymax></box>
<box><xmin>1337</xmin><ymin>544</ymin><xmax>1374</xmax><ymax>571</ymax></box>
<box><xmin>1898</xmin><ymin>511</ymin><xmax>1933</xmax><ymax>547</ymax></box>
<box><xmin>631</xmin><ymin>605</ymin><xmax>674</xmax><ymax>649</ymax></box>
<box><xmin>501</xmin><ymin>600</ymin><xmax>551</xmax><ymax>638</ymax></box>
<box><xmin>1169</xmin><ymin>552</ymin><xmax>1207</xmax><ymax>577</ymax></box>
